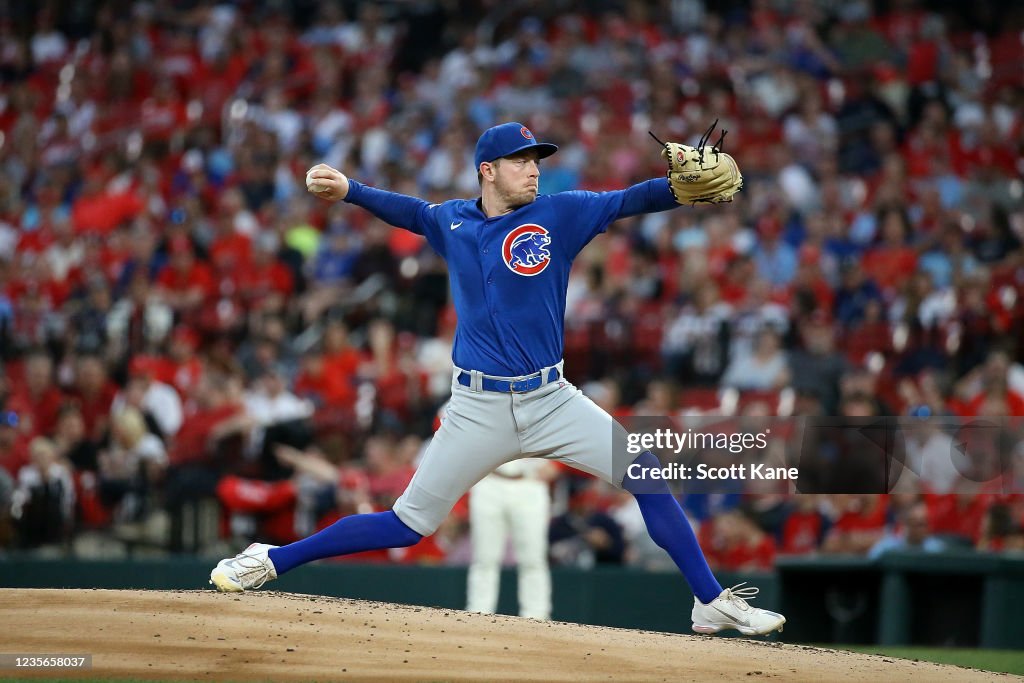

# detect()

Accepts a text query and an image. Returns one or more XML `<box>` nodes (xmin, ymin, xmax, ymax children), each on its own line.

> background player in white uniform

<box><xmin>466</xmin><ymin>458</ymin><xmax>555</xmax><ymax>620</ymax></box>
<box><xmin>210</xmin><ymin>122</ymin><xmax>785</xmax><ymax>636</ymax></box>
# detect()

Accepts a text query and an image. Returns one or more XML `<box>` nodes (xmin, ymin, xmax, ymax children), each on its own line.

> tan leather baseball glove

<box><xmin>653</xmin><ymin>120</ymin><xmax>743</xmax><ymax>205</ymax></box>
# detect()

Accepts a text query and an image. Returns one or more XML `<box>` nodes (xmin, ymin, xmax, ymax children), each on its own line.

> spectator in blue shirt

<box><xmin>869</xmin><ymin>502</ymin><xmax>946</xmax><ymax>559</ymax></box>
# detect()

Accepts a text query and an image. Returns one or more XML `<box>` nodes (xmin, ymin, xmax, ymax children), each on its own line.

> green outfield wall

<box><xmin>3</xmin><ymin>551</ymin><xmax>1022</xmax><ymax>649</ymax></box>
<box><xmin>776</xmin><ymin>551</ymin><xmax>1024</xmax><ymax>650</ymax></box>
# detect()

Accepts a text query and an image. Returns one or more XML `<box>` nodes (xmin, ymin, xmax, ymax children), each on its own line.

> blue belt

<box><xmin>457</xmin><ymin>368</ymin><xmax>561</xmax><ymax>393</ymax></box>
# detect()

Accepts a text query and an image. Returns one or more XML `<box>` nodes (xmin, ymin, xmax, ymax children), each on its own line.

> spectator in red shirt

<box><xmin>7</xmin><ymin>255</ymin><xmax>69</xmax><ymax>309</ymax></box>
<box><xmin>862</xmin><ymin>206</ymin><xmax>918</xmax><ymax>294</ymax></box>
<box><xmin>701</xmin><ymin>509</ymin><xmax>776</xmax><ymax>571</ymax></box>
<box><xmin>718</xmin><ymin>255</ymin><xmax>756</xmax><ymax>306</ymax></box>
<box><xmin>841</xmin><ymin>298</ymin><xmax>891</xmax><ymax>365</ymax></box>
<box><xmin>925</xmin><ymin>492</ymin><xmax>991</xmax><ymax>543</ymax></box>
<box><xmin>215</xmin><ymin>472</ymin><xmax>300</xmax><ymax>545</ymax></box>
<box><xmin>208</xmin><ymin>213</ymin><xmax>253</xmax><ymax>293</ymax></box>
<box><xmin>790</xmin><ymin>244</ymin><xmax>835</xmax><ymax>313</ymax></box>
<box><xmin>319</xmin><ymin>320</ymin><xmax>362</xmax><ymax>407</ymax></box>
<box><xmin>237</xmin><ymin>233</ymin><xmax>293</xmax><ymax>313</ymax></box>
<box><xmin>293</xmin><ymin>347</ymin><xmax>331</xmax><ymax>409</ymax></box>
<box><xmin>70</xmin><ymin>168</ymin><xmax>144</xmax><ymax>237</ymax></box>
<box><xmin>139</xmin><ymin>77</ymin><xmax>187</xmax><ymax>141</ymax></box>
<box><xmin>170</xmin><ymin>372</ymin><xmax>251</xmax><ymax>467</ymax></box>
<box><xmin>68</xmin><ymin>354</ymin><xmax>118</xmax><ymax>443</ymax></box>
<box><xmin>167</xmin><ymin>326</ymin><xmax>204</xmax><ymax>402</ymax></box>
<box><xmin>8</xmin><ymin>350</ymin><xmax>64</xmax><ymax>437</ymax></box>
<box><xmin>155</xmin><ymin>235</ymin><xmax>216</xmax><ymax>313</ymax></box>
<box><xmin>190</xmin><ymin>47</ymin><xmax>247</xmax><ymax>119</ymax></box>
<box><xmin>822</xmin><ymin>494</ymin><xmax>888</xmax><ymax>554</ymax></box>
<box><xmin>360</xmin><ymin>320</ymin><xmax>429</xmax><ymax>424</ymax></box>
<box><xmin>781</xmin><ymin>496</ymin><xmax>827</xmax><ymax>555</ymax></box>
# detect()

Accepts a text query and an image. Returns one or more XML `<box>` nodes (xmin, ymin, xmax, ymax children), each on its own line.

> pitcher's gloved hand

<box><xmin>652</xmin><ymin>120</ymin><xmax>743</xmax><ymax>205</ymax></box>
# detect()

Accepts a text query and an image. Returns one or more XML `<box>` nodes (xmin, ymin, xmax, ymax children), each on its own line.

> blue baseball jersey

<box><xmin>344</xmin><ymin>178</ymin><xmax>678</xmax><ymax>376</ymax></box>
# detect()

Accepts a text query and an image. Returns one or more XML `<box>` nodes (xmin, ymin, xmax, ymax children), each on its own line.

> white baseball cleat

<box><xmin>691</xmin><ymin>583</ymin><xmax>786</xmax><ymax>636</ymax></box>
<box><xmin>209</xmin><ymin>543</ymin><xmax>280</xmax><ymax>592</ymax></box>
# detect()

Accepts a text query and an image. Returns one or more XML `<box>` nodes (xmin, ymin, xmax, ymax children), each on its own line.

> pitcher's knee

<box><xmin>622</xmin><ymin>450</ymin><xmax>671</xmax><ymax>496</ymax></box>
<box><xmin>387</xmin><ymin>509</ymin><xmax>428</xmax><ymax>545</ymax></box>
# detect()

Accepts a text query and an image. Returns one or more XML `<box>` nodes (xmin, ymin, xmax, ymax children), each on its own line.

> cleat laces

<box><xmin>229</xmin><ymin>551</ymin><xmax>274</xmax><ymax>589</ymax></box>
<box><xmin>720</xmin><ymin>582</ymin><xmax>759</xmax><ymax>610</ymax></box>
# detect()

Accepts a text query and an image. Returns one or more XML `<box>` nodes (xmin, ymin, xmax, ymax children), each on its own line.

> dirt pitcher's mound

<box><xmin>1</xmin><ymin>589</ymin><xmax>1013</xmax><ymax>682</ymax></box>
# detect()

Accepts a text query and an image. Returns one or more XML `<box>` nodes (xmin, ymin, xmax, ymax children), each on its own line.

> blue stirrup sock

<box><xmin>623</xmin><ymin>450</ymin><xmax>723</xmax><ymax>604</ymax></box>
<box><xmin>267</xmin><ymin>510</ymin><xmax>422</xmax><ymax>575</ymax></box>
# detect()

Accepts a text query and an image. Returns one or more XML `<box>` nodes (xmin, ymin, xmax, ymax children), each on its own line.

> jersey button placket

<box><xmin>483</xmin><ymin>238</ymin><xmax>494</xmax><ymax>286</ymax></box>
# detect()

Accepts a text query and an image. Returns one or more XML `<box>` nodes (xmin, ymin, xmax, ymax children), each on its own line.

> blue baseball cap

<box><xmin>474</xmin><ymin>122</ymin><xmax>558</xmax><ymax>168</ymax></box>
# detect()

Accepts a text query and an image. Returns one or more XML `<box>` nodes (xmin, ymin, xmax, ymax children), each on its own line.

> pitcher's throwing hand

<box><xmin>305</xmin><ymin>163</ymin><xmax>349</xmax><ymax>201</ymax></box>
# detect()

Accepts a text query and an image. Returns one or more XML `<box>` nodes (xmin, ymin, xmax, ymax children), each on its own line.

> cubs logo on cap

<box><xmin>475</xmin><ymin>122</ymin><xmax>559</xmax><ymax>168</ymax></box>
<box><xmin>502</xmin><ymin>224</ymin><xmax>552</xmax><ymax>276</ymax></box>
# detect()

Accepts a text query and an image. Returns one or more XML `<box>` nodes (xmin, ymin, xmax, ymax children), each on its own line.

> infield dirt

<box><xmin>1</xmin><ymin>589</ymin><xmax>1016</xmax><ymax>682</ymax></box>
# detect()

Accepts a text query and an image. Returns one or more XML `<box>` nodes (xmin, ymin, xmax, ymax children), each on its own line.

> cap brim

<box><xmin>501</xmin><ymin>142</ymin><xmax>559</xmax><ymax>160</ymax></box>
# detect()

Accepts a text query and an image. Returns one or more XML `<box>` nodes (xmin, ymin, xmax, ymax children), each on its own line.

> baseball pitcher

<box><xmin>211</xmin><ymin>122</ymin><xmax>785</xmax><ymax>636</ymax></box>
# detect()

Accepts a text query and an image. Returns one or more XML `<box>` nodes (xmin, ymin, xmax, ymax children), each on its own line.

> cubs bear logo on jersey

<box><xmin>502</xmin><ymin>224</ymin><xmax>551</xmax><ymax>276</ymax></box>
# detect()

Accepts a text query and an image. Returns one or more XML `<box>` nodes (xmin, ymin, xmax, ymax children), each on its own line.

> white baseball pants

<box><xmin>465</xmin><ymin>472</ymin><xmax>551</xmax><ymax>620</ymax></box>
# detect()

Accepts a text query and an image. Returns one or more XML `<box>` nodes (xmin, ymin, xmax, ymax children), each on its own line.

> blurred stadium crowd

<box><xmin>0</xmin><ymin>0</ymin><xmax>1022</xmax><ymax>570</ymax></box>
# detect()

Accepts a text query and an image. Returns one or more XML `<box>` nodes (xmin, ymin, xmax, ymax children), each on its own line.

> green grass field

<box><xmin>834</xmin><ymin>646</ymin><xmax>1024</xmax><ymax>676</ymax></box>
